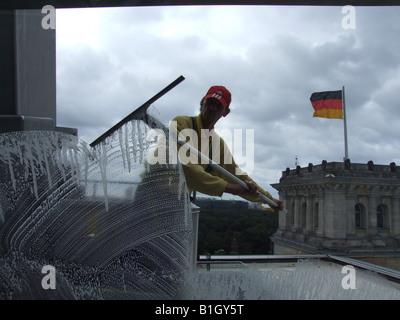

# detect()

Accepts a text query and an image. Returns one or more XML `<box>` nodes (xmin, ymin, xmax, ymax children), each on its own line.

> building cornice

<box><xmin>271</xmin><ymin>160</ymin><xmax>400</xmax><ymax>194</ymax></box>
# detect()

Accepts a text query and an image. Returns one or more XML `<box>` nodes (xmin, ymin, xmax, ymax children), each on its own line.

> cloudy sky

<box><xmin>55</xmin><ymin>5</ymin><xmax>400</xmax><ymax>199</ymax></box>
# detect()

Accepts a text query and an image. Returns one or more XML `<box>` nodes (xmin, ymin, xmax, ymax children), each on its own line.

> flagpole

<box><xmin>342</xmin><ymin>85</ymin><xmax>349</xmax><ymax>161</ymax></box>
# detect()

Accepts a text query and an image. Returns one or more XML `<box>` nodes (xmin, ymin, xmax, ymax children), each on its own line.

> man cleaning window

<box><xmin>171</xmin><ymin>85</ymin><xmax>283</xmax><ymax>212</ymax></box>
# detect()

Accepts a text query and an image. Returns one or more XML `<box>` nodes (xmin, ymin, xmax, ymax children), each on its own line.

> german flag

<box><xmin>310</xmin><ymin>90</ymin><xmax>343</xmax><ymax>119</ymax></box>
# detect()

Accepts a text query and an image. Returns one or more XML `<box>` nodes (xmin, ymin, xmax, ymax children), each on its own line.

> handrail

<box><xmin>197</xmin><ymin>254</ymin><xmax>400</xmax><ymax>284</ymax></box>
<box><xmin>327</xmin><ymin>254</ymin><xmax>400</xmax><ymax>283</ymax></box>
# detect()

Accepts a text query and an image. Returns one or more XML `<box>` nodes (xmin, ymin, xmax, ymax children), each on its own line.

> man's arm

<box><xmin>171</xmin><ymin>116</ymin><xmax>228</xmax><ymax>196</ymax></box>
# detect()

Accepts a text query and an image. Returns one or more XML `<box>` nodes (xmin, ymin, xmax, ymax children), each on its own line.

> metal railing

<box><xmin>196</xmin><ymin>254</ymin><xmax>400</xmax><ymax>284</ymax></box>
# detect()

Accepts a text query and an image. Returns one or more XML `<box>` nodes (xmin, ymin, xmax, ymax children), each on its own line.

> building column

<box><xmin>0</xmin><ymin>9</ymin><xmax>55</xmax><ymax>131</ymax></box>
<box><xmin>316</xmin><ymin>196</ymin><xmax>324</xmax><ymax>236</ymax></box>
<box><xmin>345</xmin><ymin>186</ymin><xmax>356</xmax><ymax>236</ymax></box>
<box><xmin>305</xmin><ymin>195</ymin><xmax>313</xmax><ymax>233</ymax></box>
<box><xmin>294</xmin><ymin>195</ymin><xmax>301</xmax><ymax>231</ymax></box>
<box><xmin>0</xmin><ymin>9</ymin><xmax>76</xmax><ymax>135</ymax></box>
<box><xmin>278</xmin><ymin>191</ymin><xmax>288</xmax><ymax>230</ymax></box>
<box><xmin>368</xmin><ymin>188</ymin><xmax>378</xmax><ymax>236</ymax></box>
<box><xmin>381</xmin><ymin>195</ymin><xmax>392</xmax><ymax>231</ymax></box>
<box><xmin>323</xmin><ymin>190</ymin><xmax>337</xmax><ymax>238</ymax></box>
<box><xmin>391</xmin><ymin>189</ymin><xmax>400</xmax><ymax>237</ymax></box>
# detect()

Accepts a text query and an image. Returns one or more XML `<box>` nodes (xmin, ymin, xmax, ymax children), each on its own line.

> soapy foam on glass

<box><xmin>1</xmin><ymin>112</ymin><xmax>400</xmax><ymax>300</ymax></box>
<box><xmin>0</xmin><ymin>117</ymin><xmax>193</xmax><ymax>299</ymax></box>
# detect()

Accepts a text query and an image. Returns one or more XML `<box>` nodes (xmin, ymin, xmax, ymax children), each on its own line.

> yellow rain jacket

<box><xmin>171</xmin><ymin>114</ymin><xmax>273</xmax><ymax>203</ymax></box>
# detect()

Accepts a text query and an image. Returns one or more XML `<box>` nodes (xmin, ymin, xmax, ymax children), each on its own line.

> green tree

<box><xmin>197</xmin><ymin>205</ymin><xmax>278</xmax><ymax>255</ymax></box>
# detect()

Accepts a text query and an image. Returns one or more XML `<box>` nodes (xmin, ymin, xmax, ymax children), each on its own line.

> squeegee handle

<box><xmin>176</xmin><ymin>140</ymin><xmax>278</xmax><ymax>208</ymax></box>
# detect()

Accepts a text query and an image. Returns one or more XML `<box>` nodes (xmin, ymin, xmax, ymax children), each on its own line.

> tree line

<box><xmin>197</xmin><ymin>206</ymin><xmax>279</xmax><ymax>256</ymax></box>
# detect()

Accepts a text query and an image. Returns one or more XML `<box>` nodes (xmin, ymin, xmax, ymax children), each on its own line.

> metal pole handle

<box><xmin>176</xmin><ymin>139</ymin><xmax>278</xmax><ymax>208</ymax></box>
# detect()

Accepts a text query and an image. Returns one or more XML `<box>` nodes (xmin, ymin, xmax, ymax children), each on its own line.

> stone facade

<box><xmin>271</xmin><ymin>160</ymin><xmax>400</xmax><ymax>269</ymax></box>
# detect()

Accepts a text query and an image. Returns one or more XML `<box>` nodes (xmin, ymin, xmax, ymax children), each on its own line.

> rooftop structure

<box><xmin>271</xmin><ymin>160</ymin><xmax>400</xmax><ymax>271</ymax></box>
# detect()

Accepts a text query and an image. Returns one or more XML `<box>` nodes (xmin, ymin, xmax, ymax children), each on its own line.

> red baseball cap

<box><xmin>204</xmin><ymin>86</ymin><xmax>232</xmax><ymax>108</ymax></box>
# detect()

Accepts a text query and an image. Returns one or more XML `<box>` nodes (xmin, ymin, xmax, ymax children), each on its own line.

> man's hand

<box><xmin>225</xmin><ymin>182</ymin><xmax>284</xmax><ymax>212</ymax></box>
<box><xmin>271</xmin><ymin>198</ymin><xmax>284</xmax><ymax>212</ymax></box>
<box><xmin>225</xmin><ymin>181</ymin><xmax>259</xmax><ymax>197</ymax></box>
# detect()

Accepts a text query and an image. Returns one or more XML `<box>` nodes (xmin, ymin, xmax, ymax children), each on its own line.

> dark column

<box><xmin>0</xmin><ymin>10</ymin><xmax>17</xmax><ymax>116</ymax></box>
<box><xmin>0</xmin><ymin>9</ymin><xmax>76</xmax><ymax>135</ymax></box>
